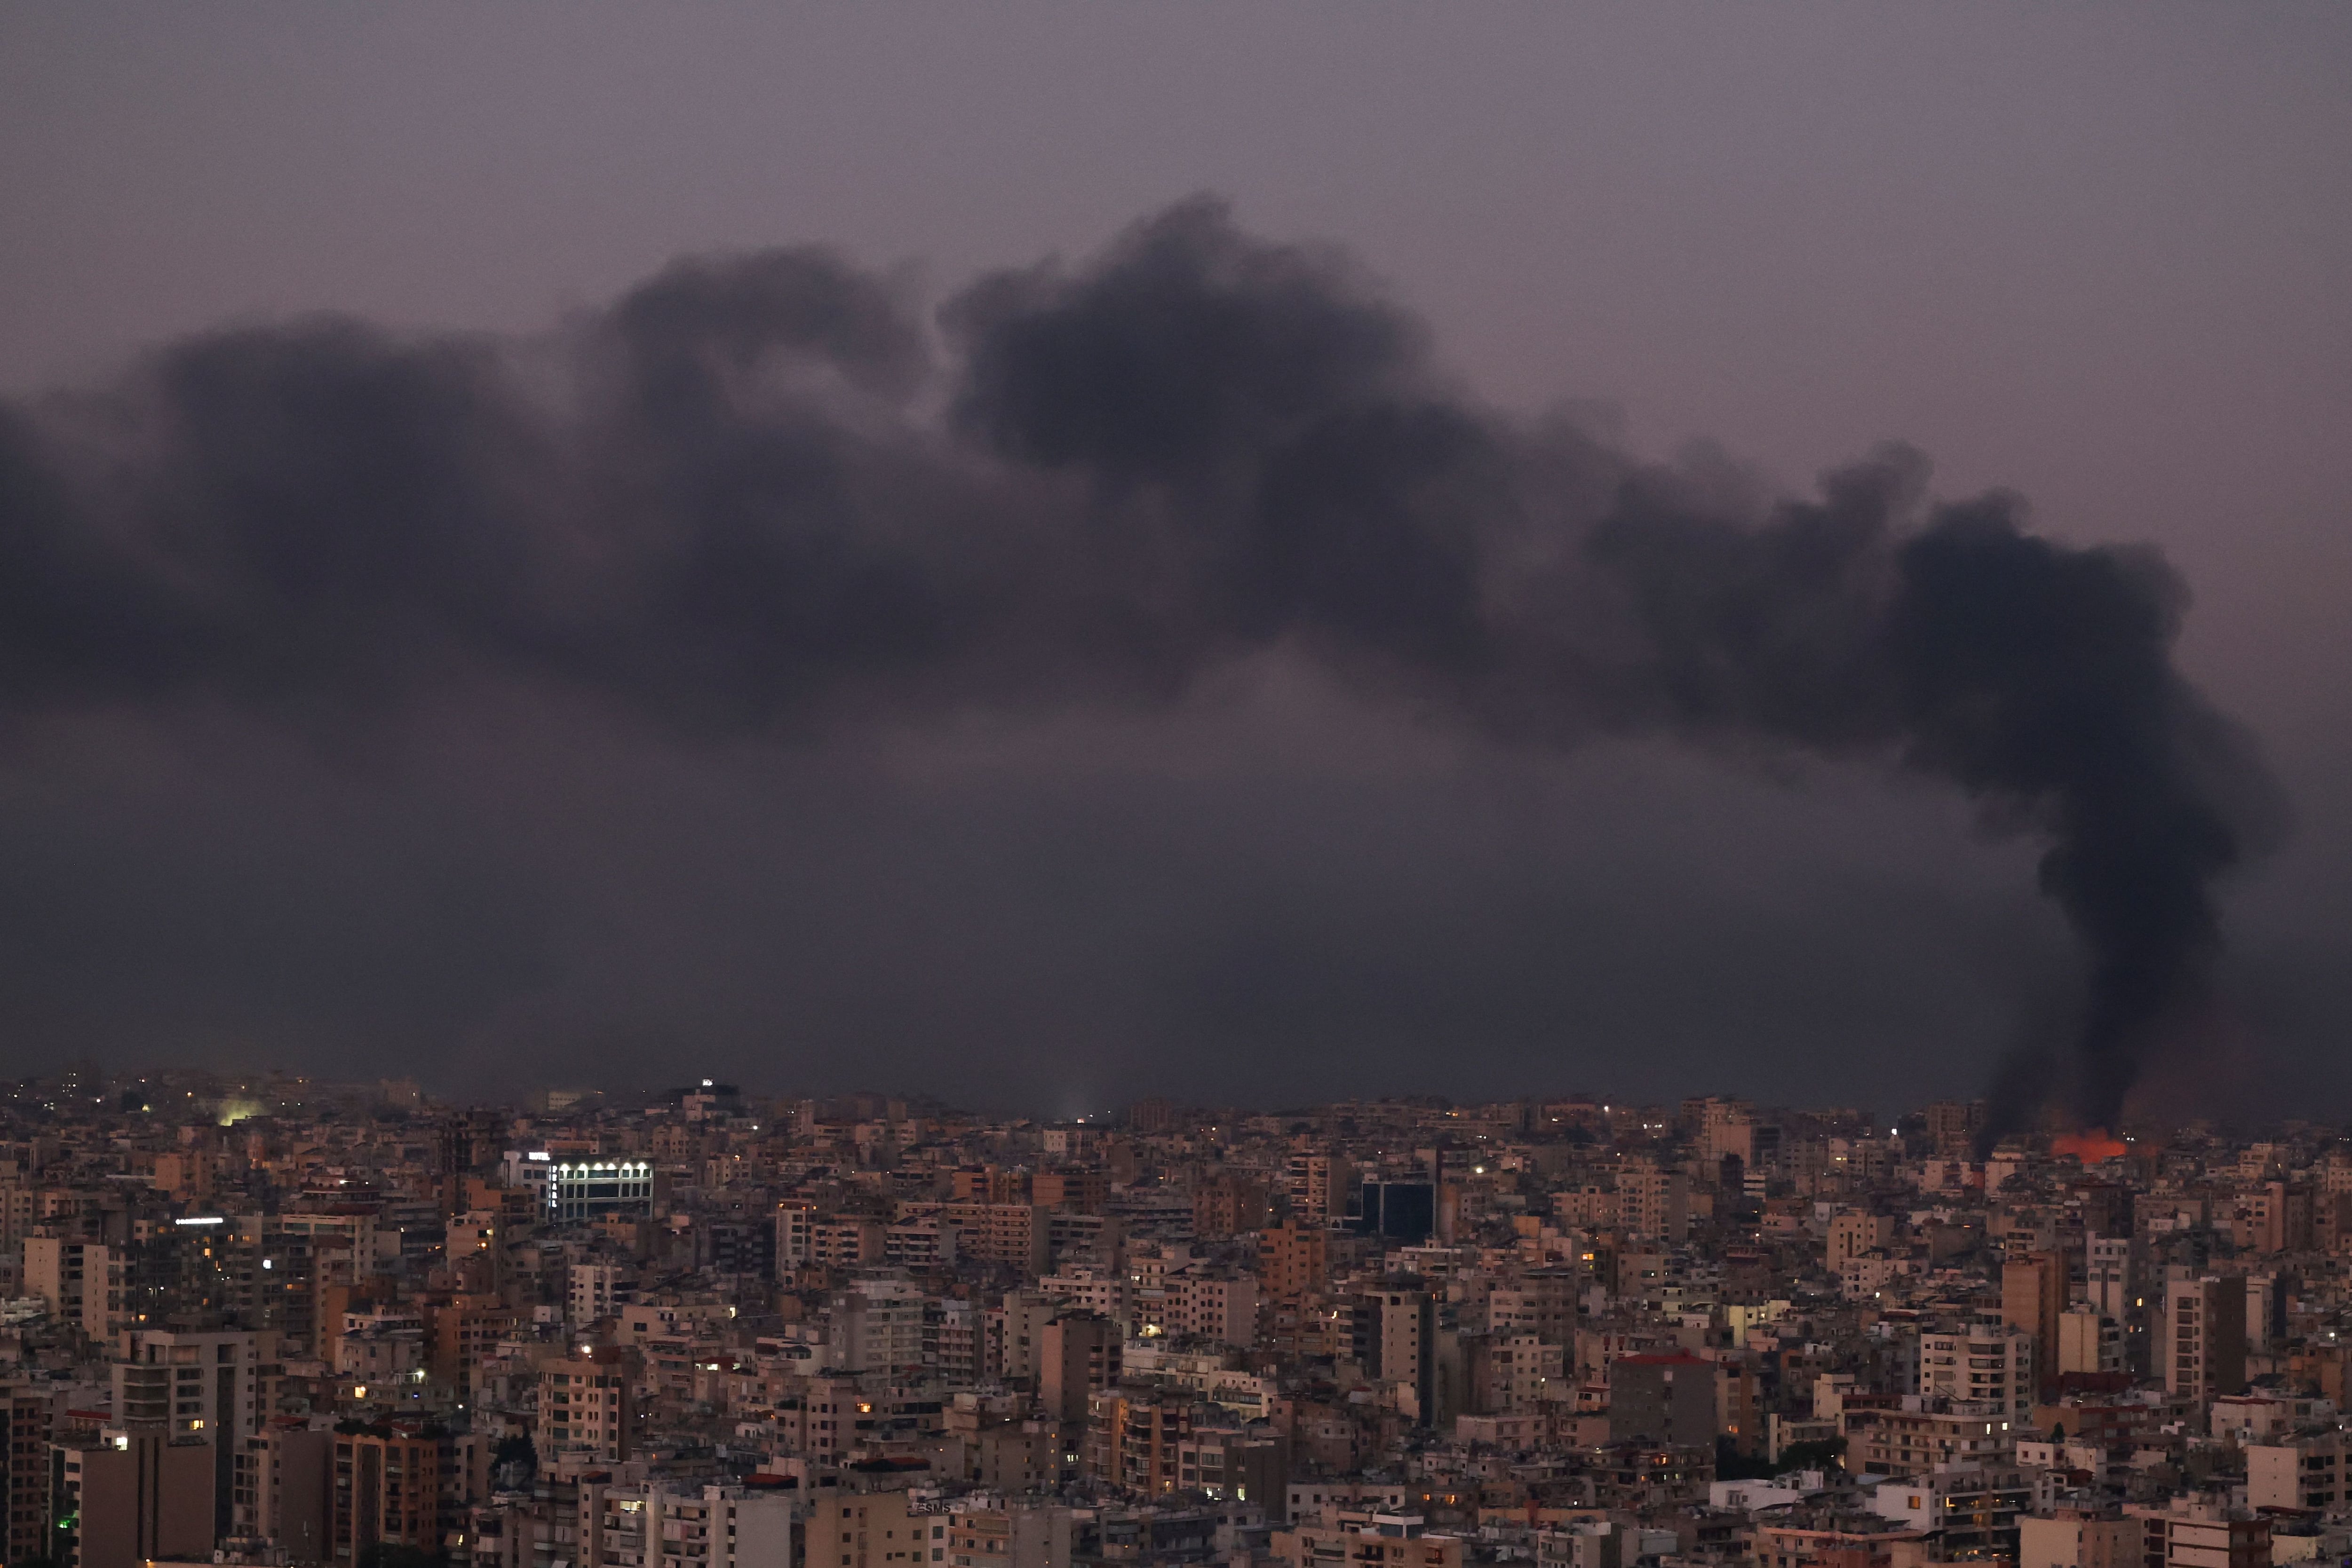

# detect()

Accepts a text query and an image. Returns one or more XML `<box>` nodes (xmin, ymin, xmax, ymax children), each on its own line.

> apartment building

<box><xmin>774</xmin><ymin>1204</ymin><xmax>816</xmax><ymax>1271</ymax></box>
<box><xmin>579</xmin><ymin>1480</ymin><xmax>795</xmax><ymax>1568</ymax></box>
<box><xmin>230</xmin><ymin>1416</ymin><xmax>332</xmax><ymax>1562</ymax></box>
<box><xmin>1616</xmin><ymin>1164</ymin><xmax>1688</xmax><ymax>1244</ymax></box>
<box><xmin>25</xmin><ymin>1239</ymin><xmax>125</xmax><ymax>1342</ymax></box>
<box><xmin>1038</xmin><ymin>1268</ymin><xmax>1129</xmax><ymax>1325</ymax></box>
<box><xmin>2085</xmin><ymin>1236</ymin><xmax>2145</xmax><ymax>1322</ymax></box>
<box><xmin>1162</xmin><ymin>1275</ymin><xmax>1260</xmax><ymax>1348</ymax></box>
<box><xmin>330</xmin><ymin>1422</ymin><xmax>475</xmax><ymax>1567</ymax></box>
<box><xmin>2126</xmin><ymin>1498</ymin><xmax>2270</xmax><ymax>1568</ymax></box>
<box><xmin>537</xmin><ymin>1348</ymin><xmax>636</xmax><ymax>1463</ymax></box>
<box><xmin>940</xmin><ymin>1205</ymin><xmax>1051</xmax><ymax>1275</ymax></box>
<box><xmin>1259</xmin><ymin>1223</ymin><xmax>1330</xmax><ymax>1300</ymax></box>
<box><xmin>570</xmin><ymin>1263</ymin><xmax>632</xmax><ymax>1326</ymax></box>
<box><xmin>2246</xmin><ymin>1427</ymin><xmax>2352</xmax><ymax>1512</ymax></box>
<box><xmin>1033</xmin><ymin>1169</ymin><xmax>1107</xmax><ymax>1215</ymax></box>
<box><xmin>1285</xmin><ymin>1153</ymin><xmax>1344</xmax><ymax>1224</ymax></box>
<box><xmin>1085</xmin><ymin>1385</ymin><xmax>1197</xmax><ymax>1496</ymax></box>
<box><xmin>1607</xmin><ymin>1354</ymin><xmax>1718</xmax><ymax>1448</ymax></box>
<box><xmin>2018</xmin><ymin>1506</ymin><xmax>2138</xmax><ymax>1568</ymax></box>
<box><xmin>1827</xmin><ymin>1212</ymin><xmax>1898</xmax><ymax>1273</ymax></box>
<box><xmin>1843</xmin><ymin>1406</ymin><xmax>2014</xmax><ymax>1478</ymax></box>
<box><xmin>1193</xmin><ymin>1175</ymin><xmax>1271</xmax><ymax>1240</ymax></box>
<box><xmin>2163</xmin><ymin>1275</ymin><xmax>2249</xmax><ymax>1404</ymax></box>
<box><xmin>1918</xmin><ymin>1324</ymin><xmax>2033</xmax><ymax>1426</ymax></box>
<box><xmin>1038</xmin><ymin>1312</ymin><xmax>1121</xmax><ymax>1424</ymax></box>
<box><xmin>1356</xmin><ymin>1289</ymin><xmax>1435</xmax><ymax>1421</ymax></box>
<box><xmin>804</xmin><ymin>1485</ymin><xmax>930</xmax><ymax>1568</ymax></box>
<box><xmin>2057</xmin><ymin>1306</ymin><xmax>2125</xmax><ymax>1378</ymax></box>
<box><xmin>50</xmin><ymin>1428</ymin><xmax>213</xmax><ymax>1568</ymax></box>
<box><xmin>1275</xmin><ymin>1514</ymin><xmax>1463</xmax><ymax>1568</ymax></box>
<box><xmin>831</xmin><ymin>1280</ymin><xmax>928</xmax><ymax>1375</ymax></box>
<box><xmin>944</xmin><ymin>1501</ymin><xmax>1070</xmax><ymax>1568</ymax></box>
<box><xmin>2002</xmin><ymin>1252</ymin><xmax>2067</xmax><ymax>1398</ymax></box>
<box><xmin>1869</xmin><ymin>1468</ymin><xmax>2031</xmax><ymax>1560</ymax></box>
<box><xmin>0</xmin><ymin>1379</ymin><xmax>52</xmax><ymax>1565</ymax></box>
<box><xmin>884</xmin><ymin>1217</ymin><xmax>958</xmax><ymax>1271</ymax></box>
<box><xmin>113</xmin><ymin>1328</ymin><xmax>276</xmax><ymax>1539</ymax></box>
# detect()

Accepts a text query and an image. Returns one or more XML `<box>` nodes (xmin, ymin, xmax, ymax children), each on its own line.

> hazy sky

<box><xmin>0</xmin><ymin>5</ymin><xmax>2347</xmax><ymax>1114</ymax></box>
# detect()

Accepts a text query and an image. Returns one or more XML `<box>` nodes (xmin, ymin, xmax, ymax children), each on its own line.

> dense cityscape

<box><xmin>0</xmin><ymin>1070</ymin><xmax>2338</xmax><ymax>1568</ymax></box>
<box><xmin>5</xmin><ymin>15</ymin><xmax>2347</xmax><ymax>1568</ymax></box>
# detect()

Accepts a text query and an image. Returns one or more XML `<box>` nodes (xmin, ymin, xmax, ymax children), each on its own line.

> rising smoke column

<box><xmin>0</xmin><ymin>197</ymin><xmax>2280</xmax><ymax>1126</ymax></box>
<box><xmin>1886</xmin><ymin>508</ymin><xmax>2276</xmax><ymax>1131</ymax></box>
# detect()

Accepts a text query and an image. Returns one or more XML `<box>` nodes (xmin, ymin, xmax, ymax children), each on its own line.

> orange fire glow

<box><xmin>2050</xmin><ymin>1128</ymin><xmax>2129</xmax><ymax>1164</ymax></box>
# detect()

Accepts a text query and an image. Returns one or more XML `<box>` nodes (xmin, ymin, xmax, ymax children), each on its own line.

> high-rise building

<box><xmin>2243</xmin><ymin>1183</ymin><xmax>2313</xmax><ymax>1255</ymax></box>
<box><xmin>112</xmin><ymin>1328</ymin><xmax>276</xmax><ymax>1540</ymax></box>
<box><xmin>218</xmin><ymin>1219</ymin><xmax>319</xmax><ymax>1349</ymax></box>
<box><xmin>829</xmin><ymin>1279</ymin><xmax>928</xmax><ymax>1375</ymax></box>
<box><xmin>537</xmin><ymin>1348</ymin><xmax>637</xmax><ymax>1464</ymax></box>
<box><xmin>1354</xmin><ymin>1288</ymin><xmax>1435</xmax><ymax>1421</ymax></box>
<box><xmin>1192</xmin><ymin>1175</ymin><xmax>1271</xmax><ymax>1240</ymax></box>
<box><xmin>2164</xmin><ymin>1274</ymin><xmax>2249</xmax><ymax>1404</ymax></box>
<box><xmin>801</xmin><ymin>1483</ymin><xmax>919</xmax><ymax>1568</ymax></box>
<box><xmin>1607</xmin><ymin>1352</ymin><xmax>1720</xmax><ymax>1448</ymax></box>
<box><xmin>2085</xmin><ymin>1236</ymin><xmax>2144</xmax><ymax>1320</ymax></box>
<box><xmin>1173</xmin><ymin>1427</ymin><xmax>1287</xmax><ymax>1505</ymax></box>
<box><xmin>1617</xmin><ymin>1163</ymin><xmax>1689</xmax><ymax>1244</ymax></box>
<box><xmin>1085</xmin><ymin>1385</ymin><xmax>1197</xmax><ymax>1495</ymax></box>
<box><xmin>943</xmin><ymin>1204</ymin><xmax>1050</xmax><ymax>1275</ymax></box>
<box><xmin>49</xmin><ymin>1428</ymin><xmax>214</xmax><ymax>1568</ymax></box>
<box><xmin>230</xmin><ymin>1416</ymin><xmax>331</xmax><ymax>1561</ymax></box>
<box><xmin>998</xmin><ymin>1291</ymin><xmax>1057</xmax><ymax>1384</ymax></box>
<box><xmin>1039</xmin><ymin>1312</ymin><xmax>1121</xmax><ymax>1424</ymax></box>
<box><xmin>1165</xmin><ymin>1274</ymin><xmax>1260</xmax><ymax>1348</ymax></box>
<box><xmin>0</xmin><ymin>1187</ymin><xmax>40</xmax><ymax>1255</ymax></box>
<box><xmin>1925</xmin><ymin>1101</ymin><xmax>1985</xmax><ymax>1157</ymax></box>
<box><xmin>2126</xmin><ymin>1497</ymin><xmax>2270</xmax><ymax>1568</ymax></box>
<box><xmin>2086</xmin><ymin>1234</ymin><xmax>2150</xmax><ymax>1376</ymax></box>
<box><xmin>1257</xmin><ymin>1222</ymin><xmax>1329</xmax><ymax>1299</ymax></box>
<box><xmin>429</xmin><ymin>1294</ymin><xmax>516</xmax><ymax>1403</ymax></box>
<box><xmin>2002</xmin><ymin>1251</ymin><xmax>2068</xmax><ymax>1398</ymax></box>
<box><xmin>580</xmin><ymin>1481</ymin><xmax>796</xmax><ymax>1568</ymax></box>
<box><xmin>1033</xmin><ymin>1169</ymin><xmax>1108</xmax><ymax>1215</ymax></box>
<box><xmin>1694</xmin><ymin>1100</ymin><xmax>1753</xmax><ymax>1166</ymax></box>
<box><xmin>942</xmin><ymin>1501</ymin><xmax>1074</xmax><ymax>1568</ymax></box>
<box><xmin>2057</xmin><ymin>1306</ymin><xmax>2126</xmax><ymax>1378</ymax></box>
<box><xmin>25</xmin><ymin>1239</ymin><xmax>126</xmax><ymax>1343</ymax></box>
<box><xmin>952</xmin><ymin>1166</ymin><xmax>1027</xmax><ymax>1205</ymax></box>
<box><xmin>696</xmin><ymin>1219</ymin><xmax>773</xmax><ymax>1279</ymax></box>
<box><xmin>2244</xmin><ymin>1273</ymin><xmax>2285</xmax><ymax>1354</ymax></box>
<box><xmin>2018</xmin><ymin>1505</ymin><xmax>2140</xmax><ymax>1568</ymax></box>
<box><xmin>1486</xmin><ymin>1270</ymin><xmax>1579</xmax><ymax>1343</ymax></box>
<box><xmin>774</xmin><ymin>1202</ymin><xmax>817</xmax><ymax>1272</ymax></box>
<box><xmin>569</xmin><ymin>1263</ymin><xmax>632</xmax><ymax>1327</ymax></box>
<box><xmin>1918</xmin><ymin>1323</ymin><xmax>2033</xmax><ymax>1426</ymax></box>
<box><xmin>328</xmin><ymin>1421</ymin><xmax>489</xmax><ymax>1568</ymax></box>
<box><xmin>1284</xmin><ymin>1153</ymin><xmax>1343</xmax><ymax>1224</ymax></box>
<box><xmin>0</xmin><ymin>1380</ymin><xmax>53</xmax><ymax>1566</ymax></box>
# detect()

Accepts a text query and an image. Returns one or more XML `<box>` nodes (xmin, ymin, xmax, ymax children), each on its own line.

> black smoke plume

<box><xmin>0</xmin><ymin>198</ymin><xmax>2280</xmax><ymax>1125</ymax></box>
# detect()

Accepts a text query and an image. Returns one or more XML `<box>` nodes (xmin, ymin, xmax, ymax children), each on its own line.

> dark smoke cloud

<box><xmin>0</xmin><ymin>197</ymin><xmax>2280</xmax><ymax>1124</ymax></box>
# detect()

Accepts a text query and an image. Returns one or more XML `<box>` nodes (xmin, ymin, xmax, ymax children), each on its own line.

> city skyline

<box><xmin>1</xmin><ymin>14</ymin><xmax>2348</xmax><ymax>1568</ymax></box>
<box><xmin>0</xmin><ymin>971</ymin><xmax>2341</xmax><ymax>1568</ymax></box>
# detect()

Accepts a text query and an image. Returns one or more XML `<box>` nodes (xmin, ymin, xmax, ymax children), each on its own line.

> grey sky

<box><xmin>0</xmin><ymin>5</ymin><xmax>2345</xmax><ymax>1113</ymax></box>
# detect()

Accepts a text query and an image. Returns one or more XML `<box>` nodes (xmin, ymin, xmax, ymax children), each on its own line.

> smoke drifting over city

<box><xmin>0</xmin><ymin>199</ymin><xmax>2280</xmax><ymax>1124</ymax></box>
